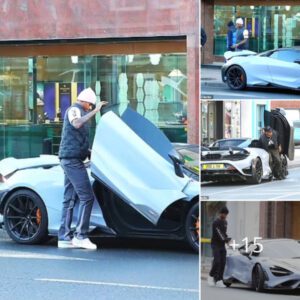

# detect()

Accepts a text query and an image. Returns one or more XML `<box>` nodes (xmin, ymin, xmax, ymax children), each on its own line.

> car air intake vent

<box><xmin>203</xmin><ymin>154</ymin><xmax>222</xmax><ymax>160</ymax></box>
<box><xmin>223</xmin><ymin>153</ymin><xmax>249</xmax><ymax>161</ymax></box>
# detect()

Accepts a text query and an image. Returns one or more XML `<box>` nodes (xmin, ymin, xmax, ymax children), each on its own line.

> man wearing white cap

<box><xmin>58</xmin><ymin>87</ymin><xmax>107</xmax><ymax>250</ymax></box>
<box><xmin>231</xmin><ymin>18</ymin><xmax>249</xmax><ymax>51</ymax></box>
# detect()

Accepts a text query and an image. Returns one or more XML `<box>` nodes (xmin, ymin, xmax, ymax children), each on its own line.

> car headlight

<box><xmin>270</xmin><ymin>266</ymin><xmax>293</xmax><ymax>277</ymax></box>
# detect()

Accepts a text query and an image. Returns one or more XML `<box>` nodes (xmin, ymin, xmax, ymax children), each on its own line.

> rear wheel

<box><xmin>223</xmin><ymin>280</ymin><xmax>232</xmax><ymax>287</ymax></box>
<box><xmin>226</xmin><ymin>65</ymin><xmax>247</xmax><ymax>90</ymax></box>
<box><xmin>252</xmin><ymin>264</ymin><xmax>265</xmax><ymax>292</ymax></box>
<box><xmin>247</xmin><ymin>158</ymin><xmax>263</xmax><ymax>184</ymax></box>
<box><xmin>3</xmin><ymin>189</ymin><xmax>48</xmax><ymax>244</ymax></box>
<box><xmin>185</xmin><ymin>201</ymin><xmax>199</xmax><ymax>253</ymax></box>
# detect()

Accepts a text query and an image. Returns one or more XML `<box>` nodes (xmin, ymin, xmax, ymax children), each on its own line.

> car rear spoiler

<box><xmin>224</xmin><ymin>50</ymin><xmax>257</xmax><ymax>61</ymax></box>
<box><xmin>0</xmin><ymin>155</ymin><xmax>60</xmax><ymax>177</ymax></box>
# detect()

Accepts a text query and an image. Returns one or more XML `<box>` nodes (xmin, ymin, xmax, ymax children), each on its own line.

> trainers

<box><xmin>215</xmin><ymin>280</ymin><xmax>226</xmax><ymax>288</ymax></box>
<box><xmin>207</xmin><ymin>276</ymin><xmax>215</xmax><ymax>286</ymax></box>
<box><xmin>72</xmin><ymin>237</ymin><xmax>97</xmax><ymax>250</ymax></box>
<box><xmin>58</xmin><ymin>240</ymin><xmax>77</xmax><ymax>249</ymax></box>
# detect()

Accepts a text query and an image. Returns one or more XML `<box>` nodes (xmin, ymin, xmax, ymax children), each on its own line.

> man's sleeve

<box><xmin>68</xmin><ymin>107</ymin><xmax>81</xmax><ymax>126</ymax></box>
<box><xmin>243</xmin><ymin>29</ymin><xmax>249</xmax><ymax>39</ymax></box>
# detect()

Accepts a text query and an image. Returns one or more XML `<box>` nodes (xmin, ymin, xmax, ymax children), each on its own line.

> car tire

<box><xmin>281</xmin><ymin>156</ymin><xmax>288</xmax><ymax>179</ymax></box>
<box><xmin>3</xmin><ymin>189</ymin><xmax>48</xmax><ymax>244</ymax></box>
<box><xmin>223</xmin><ymin>280</ymin><xmax>232</xmax><ymax>288</ymax></box>
<box><xmin>252</xmin><ymin>264</ymin><xmax>265</xmax><ymax>292</ymax></box>
<box><xmin>226</xmin><ymin>65</ymin><xmax>247</xmax><ymax>90</ymax></box>
<box><xmin>247</xmin><ymin>158</ymin><xmax>263</xmax><ymax>184</ymax></box>
<box><xmin>185</xmin><ymin>201</ymin><xmax>199</xmax><ymax>253</ymax></box>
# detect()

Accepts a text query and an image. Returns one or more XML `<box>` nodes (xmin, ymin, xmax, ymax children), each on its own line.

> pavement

<box><xmin>0</xmin><ymin>229</ymin><xmax>199</xmax><ymax>300</ymax></box>
<box><xmin>201</xmin><ymin>65</ymin><xmax>300</xmax><ymax>100</ymax></box>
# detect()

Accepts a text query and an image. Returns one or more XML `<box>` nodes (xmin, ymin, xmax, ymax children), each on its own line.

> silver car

<box><xmin>0</xmin><ymin>108</ymin><xmax>199</xmax><ymax>252</ymax></box>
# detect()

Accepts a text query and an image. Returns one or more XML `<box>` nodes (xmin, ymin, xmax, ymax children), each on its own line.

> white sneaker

<box><xmin>58</xmin><ymin>240</ymin><xmax>77</xmax><ymax>249</ymax></box>
<box><xmin>215</xmin><ymin>280</ymin><xmax>226</xmax><ymax>288</ymax></box>
<box><xmin>207</xmin><ymin>276</ymin><xmax>215</xmax><ymax>286</ymax></box>
<box><xmin>72</xmin><ymin>237</ymin><xmax>97</xmax><ymax>250</ymax></box>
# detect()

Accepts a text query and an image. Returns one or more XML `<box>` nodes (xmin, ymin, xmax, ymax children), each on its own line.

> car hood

<box><xmin>224</xmin><ymin>50</ymin><xmax>257</xmax><ymax>61</ymax></box>
<box><xmin>90</xmin><ymin>109</ymin><xmax>195</xmax><ymax>225</ymax></box>
<box><xmin>0</xmin><ymin>155</ymin><xmax>59</xmax><ymax>177</ymax></box>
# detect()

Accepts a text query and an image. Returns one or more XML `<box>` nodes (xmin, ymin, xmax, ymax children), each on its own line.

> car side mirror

<box><xmin>168</xmin><ymin>153</ymin><xmax>185</xmax><ymax>178</ymax></box>
<box><xmin>240</xmin><ymin>249</ymin><xmax>252</xmax><ymax>259</ymax></box>
<box><xmin>294</xmin><ymin>59</ymin><xmax>300</xmax><ymax>65</ymax></box>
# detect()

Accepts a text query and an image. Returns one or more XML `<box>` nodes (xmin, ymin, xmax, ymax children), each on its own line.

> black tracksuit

<box><xmin>209</xmin><ymin>218</ymin><xmax>229</xmax><ymax>282</ymax></box>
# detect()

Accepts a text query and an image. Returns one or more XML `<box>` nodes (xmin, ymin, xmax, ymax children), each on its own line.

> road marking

<box><xmin>35</xmin><ymin>278</ymin><xmax>199</xmax><ymax>293</ymax></box>
<box><xmin>0</xmin><ymin>250</ymin><xmax>93</xmax><ymax>261</ymax></box>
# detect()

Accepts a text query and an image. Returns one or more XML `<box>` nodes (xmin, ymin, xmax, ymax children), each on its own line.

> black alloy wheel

<box><xmin>247</xmin><ymin>158</ymin><xmax>263</xmax><ymax>184</ymax></box>
<box><xmin>252</xmin><ymin>264</ymin><xmax>265</xmax><ymax>292</ymax></box>
<box><xmin>3</xmin><ymin>189</ymin><xmax>48</xmax><ymax>244</ymax></box>
<box><xmin>185</xmin><ymin>201</ymin><xmax>199</xmax><ymax>253</ymax></box>
<box><xmin>226</xmin><ymin>65</ymin><xmax>247</xmax><ymax>90</ymax></box>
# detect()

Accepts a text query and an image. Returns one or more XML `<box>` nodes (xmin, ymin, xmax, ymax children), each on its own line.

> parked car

<box><xmin>224</xmin><ymin>239</ymin><xmax>300</xmax><ymax>292</ymax></box>
<box><xmin>201</xmin><ymin>109</ymin><xmax>294</xmax><ymax>184</ymax></box>
<box><xmin>0</xmin><ymin>109</ymin><xmax>199</xmax><ymax>252</ymax></box>
<box><xmin>222</xmin><ymin>47</ymin><xmax>300</xmax><ymax>90</ymax></box>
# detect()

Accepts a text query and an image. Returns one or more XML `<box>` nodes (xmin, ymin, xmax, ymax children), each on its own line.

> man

<box><xmin>259</xmin><ymin>126</ymin><xmax>282</xmax><ymax>179</ymax></box>
<box><xmin>201</xmin><ymin>27</ymin><xmax>207</xmax><ymax>47</ymax></box>
<box><xmin>207</xmin><ymin>207</ymin><xmax>231</xmax><ymax>288</ymax></box>
<box><xmin>58</xmin><ymin>87</ymin><xmax>107</xmax><ymax>250</ymax></box>
<box><xmin>231</xmin><ymin>18</ymin><xmax>249</xmax><ymax>51</ymax></box>
<box><xmin>226</xmin><ymin>20</ymin><xmax>236</xmax><ymax>51</ymax></box>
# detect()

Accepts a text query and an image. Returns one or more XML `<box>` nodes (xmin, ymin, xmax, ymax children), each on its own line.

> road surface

<box><xmin>0</xmin><ymin>230</ymin><xmax>199</xmax><ymax>300</ymax></box>
<box><xmin>201</xmin><ymin>167</ymin><xmax>300</xmax><ymax>200</ymax></box>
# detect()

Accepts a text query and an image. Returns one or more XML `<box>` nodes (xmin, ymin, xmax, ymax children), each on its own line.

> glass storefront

<box><xmin>214</xmin><ymin>5</ymin><xmax>300</xmax><ymax>55</ymax></box>
<box><xmin>0</xmin><ymin>51</ymin><xmax>187</xmax><ymax>158</ymax></box>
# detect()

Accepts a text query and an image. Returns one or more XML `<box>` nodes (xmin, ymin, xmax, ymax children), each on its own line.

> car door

<box><xmin>266</xmin><ymin>50</ymin><xmax>300</xmax><ymax>89</ymax></box>
<box><xmin>90</xmin><ymin>109</ymin><xmax>191</xmax><ymax>225</ymax></box>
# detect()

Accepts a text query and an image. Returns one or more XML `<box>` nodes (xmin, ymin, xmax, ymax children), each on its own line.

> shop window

<box><xmin>214</xmin><ymin>5</ymin><xmax>300</xmax><ymax>56</ymax></box>
<box><xmin>0</xmin><ymin>52</ymin><xmax>187</xmax><ymax>159</ymax></box>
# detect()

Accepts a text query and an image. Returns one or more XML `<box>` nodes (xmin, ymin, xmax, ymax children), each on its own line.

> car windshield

<box><xmin>256</xmin><ymin>240</ymin><xmax>300</xmax><ymax>259</ymax></box>
<box><xmin>213</xmin><ymin>139</ymin><xmax>247</xmax><ymax>148</ymax></box>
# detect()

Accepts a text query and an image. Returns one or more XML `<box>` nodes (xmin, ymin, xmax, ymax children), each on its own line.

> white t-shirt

<box><xmin>68</xmin><ymin>107</ymin><xmax>81</xmax><ymax>125</ymax></box>
<box><xmin>243</xmin><ymin>29</ymin><xmax>249</xmax><ymax>39</ymax></box>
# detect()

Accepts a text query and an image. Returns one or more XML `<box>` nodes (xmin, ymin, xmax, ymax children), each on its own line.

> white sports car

<box><xmin>0</xmin><ymin>108</ymin><xmax>199</xmax><ymax>252</ymax></box>
<box><xmin>201</xmin><ymin>109</ymin><xmax>294</xmax><ymax>184</ymax></box>
<box><xmin>222</xmin><ymin>47</ymin><xmax>300</xmax><ymax>90</ymax></box>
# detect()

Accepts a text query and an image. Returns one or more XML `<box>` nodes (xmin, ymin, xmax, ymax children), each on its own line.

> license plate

<box><xmin>202</xmin><ymin>164</ymin><xmax>225</xmax><ymax>170</ymax></box>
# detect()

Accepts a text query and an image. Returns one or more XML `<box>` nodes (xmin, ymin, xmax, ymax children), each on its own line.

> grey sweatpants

<box><xmin>58</xmin><ymin>158</ymin><xmax>94</xmax><ymax>241</ymax></box>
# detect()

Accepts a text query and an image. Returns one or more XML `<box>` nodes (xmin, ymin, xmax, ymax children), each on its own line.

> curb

<box><xmin>201</xmin><ymin>82</ymin><xmax>226</xmax><ymax>88</ymax></box>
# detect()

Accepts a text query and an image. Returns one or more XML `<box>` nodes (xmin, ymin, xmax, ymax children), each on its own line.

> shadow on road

<box><xmin>228</xmin><ymin>285</ymin><xmax>300</xmax><ymax>296</ymax></box>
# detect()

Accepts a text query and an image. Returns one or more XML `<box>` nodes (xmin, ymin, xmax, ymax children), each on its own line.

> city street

<box><xmin>0</xmin><ymin>230</ymin><xmax>199</xmax><ymax>300</ymax></box>
<box><xmin>201</xmin><ymin>85</ymin><xmax>300</xmax><ymax>100</ymax></box>
<box><xmin>201</xmin><ymin>67</ymin><xmax>300</xmax><ymax>100</ymax></box>
<box><xmin>201</xmin><ymin>282</ymin><xmax>300</xmax><ymax>300</ymax></box>
<box><xmin>201</xmin><ymin>166</ymin><xmax>300</xmax><ymax>200</ymax></box>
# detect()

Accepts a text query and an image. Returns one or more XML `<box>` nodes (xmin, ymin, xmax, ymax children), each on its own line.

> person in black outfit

<box><xmin>201</xmin><ymin>27</ymin><xmax>207</xmax><ymax>47</ymax></box>
<box><xmin>259</xmin><ymin>126</ymin><xmax>282</xmax><ymax>179</ymax></box>
<box><xmin>208</xmin><ymin>207</ymin><xmax>231</xmax><ymax>288</ymax></box>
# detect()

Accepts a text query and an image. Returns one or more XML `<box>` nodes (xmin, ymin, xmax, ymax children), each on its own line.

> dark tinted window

<box><xmin>269</xmin><ymin>50</ymin><xmax>300</xmax><ymax>63</ymax></box>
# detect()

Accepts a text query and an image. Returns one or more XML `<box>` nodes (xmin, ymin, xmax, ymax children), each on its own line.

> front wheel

<box><xmin>185</xmin><ymin>201</ymin><xmax>199</xmax><ymax>253</ymax></box>
<box><xmin>3</xmin><ymin>189</ymin><xmax>48</xmax><ymax>244</ymax></box>
<box><xmin>226</xmin><ymin>65</ymin><xmax>247</xmax><ymax>90</ymax></box>
<box><xmin>223</xmin><ymin>280</ymin><xmax>232</xmax><ymax>287</ymax></box>
<box><xmin>247</xmin><ymin>158</ymin><xmax>263</xmax><ymax>184</ymax></box>
<box><xmin>252</xmin><ymin>264</ymin><xmax>265</xmax><ymax>292</ymax></box>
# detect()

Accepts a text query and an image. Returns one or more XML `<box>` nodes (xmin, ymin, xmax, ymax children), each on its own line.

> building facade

<box><xmin>202</xmin><ymin>0</ymin><xmax>300</xmax><ymax>64</ymax></box>
<box><xmin>201</xmin><ymin>100</ymin><xmax>270</xmax><ymax>145</ymax></box>
<box><xmin>0</xmin><ymin>0</ymin><xmax>199</xmax><ymax>159</ymax></box>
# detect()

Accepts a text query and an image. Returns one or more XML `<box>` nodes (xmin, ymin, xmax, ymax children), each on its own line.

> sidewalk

<box><xmin>201</xmin><ymin>64</ymin><xmax>225</xmax><ymax>89</ymax></box>
<box><xmin>201</xmin><ymin>257</ymin><xmax>212</xmax><ymax>280</ymax></box>
<box><xmin>288</xmin><ymin>147</ymin><xmax>300</xmax><ymax>169</ymax></box>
